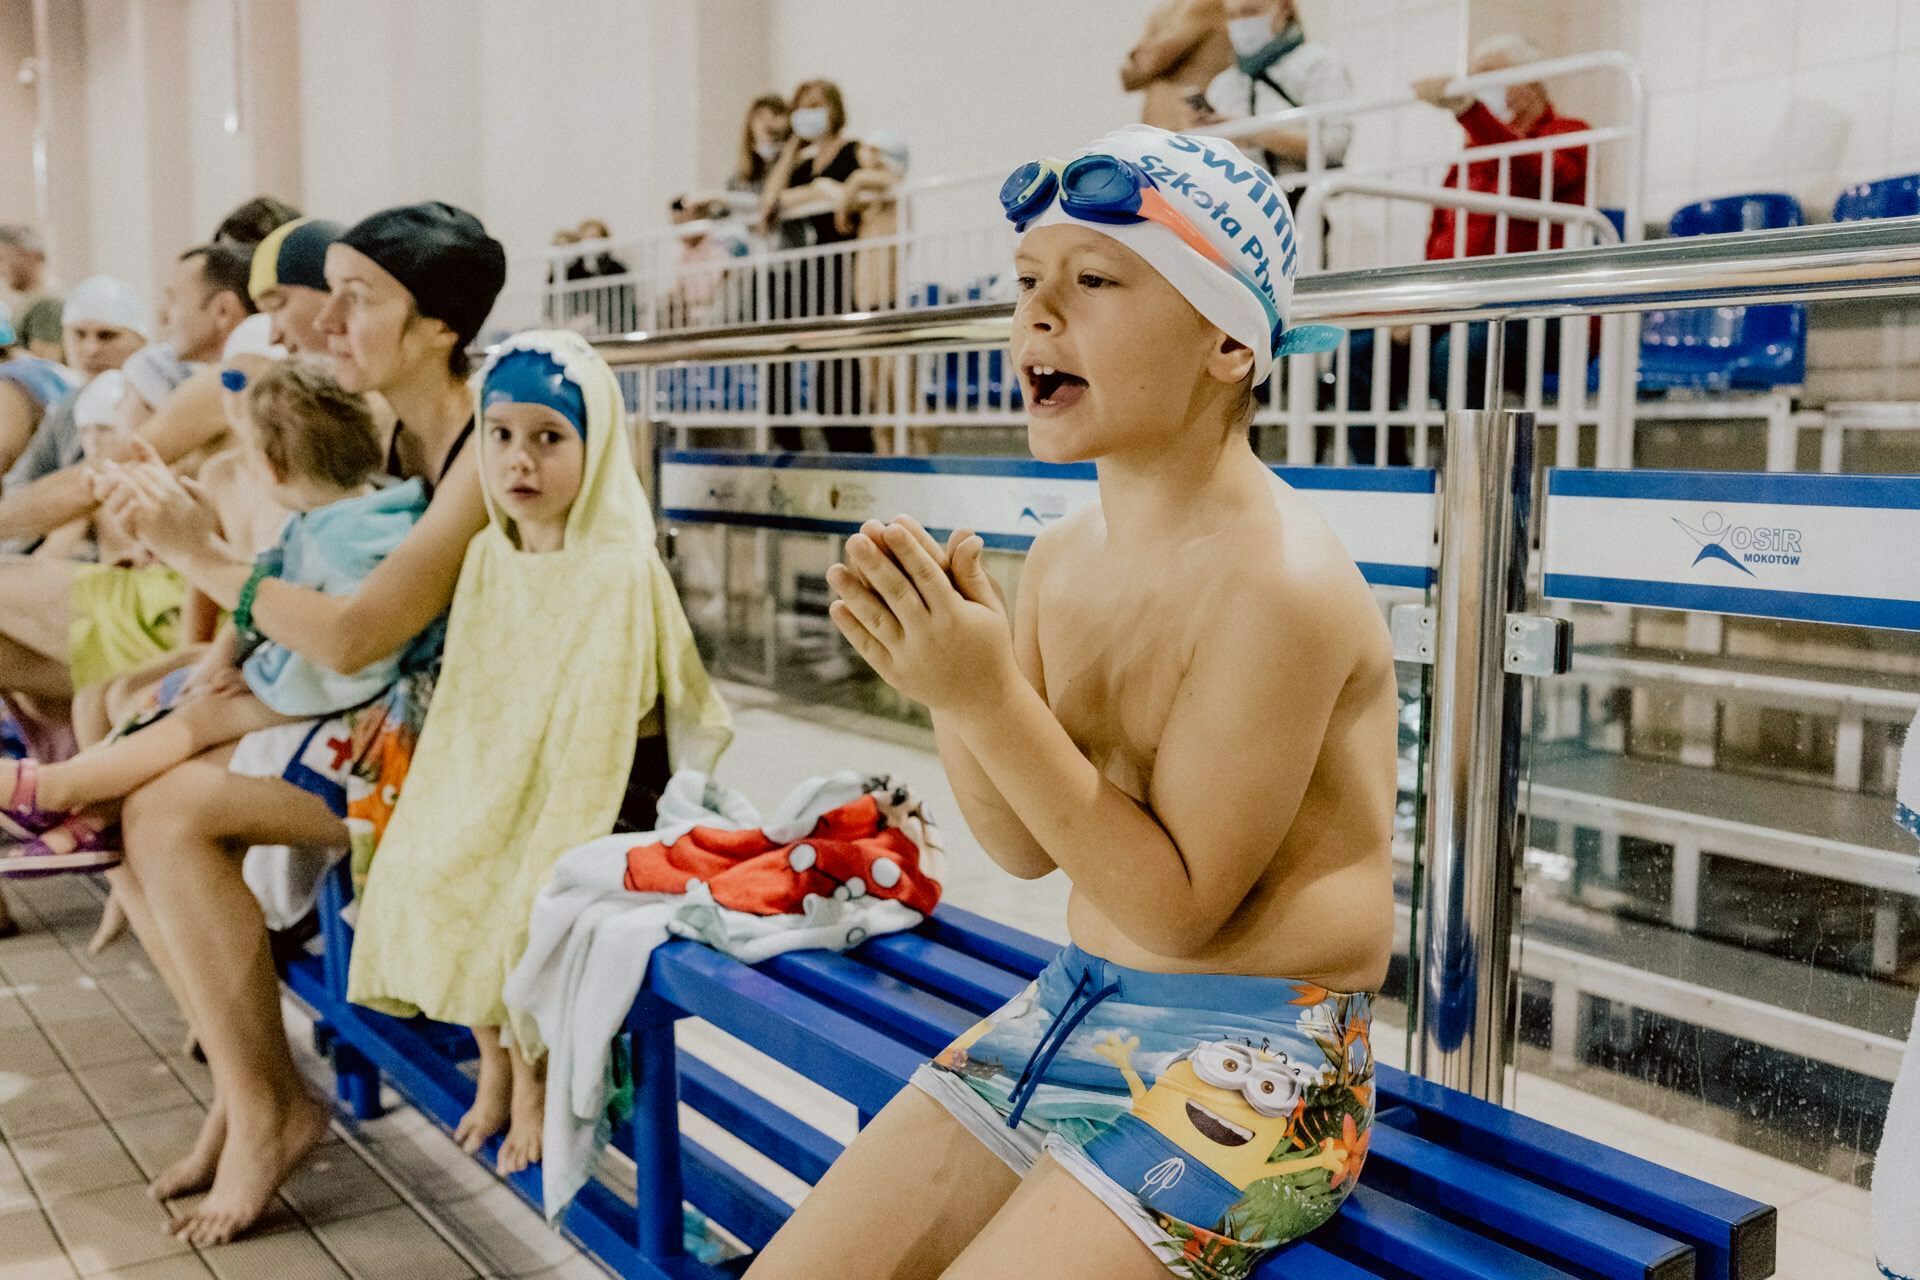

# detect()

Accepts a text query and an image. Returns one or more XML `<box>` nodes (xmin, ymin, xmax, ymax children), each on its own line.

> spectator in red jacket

<box><xmin>1415</xmin><ymin>34</ymin><xmax>1592</xmax><ymax>260</ymax></box>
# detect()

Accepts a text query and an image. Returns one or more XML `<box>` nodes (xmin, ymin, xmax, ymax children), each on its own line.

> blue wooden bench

<box><xmin>286</xmin><ymin>868</ymin><xmax>1776</xmax><ymax>1280</ymax></box>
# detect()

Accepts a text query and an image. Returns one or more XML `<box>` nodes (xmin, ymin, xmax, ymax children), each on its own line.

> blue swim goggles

<box><xmin>1000</xmin><ymin>154</ymin><xmax>1286</xmax><ymax>350</ymax></box>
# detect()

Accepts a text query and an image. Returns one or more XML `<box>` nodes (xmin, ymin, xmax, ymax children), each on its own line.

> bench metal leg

<box><xmin>630</xmin><ymin>1020</ymin><xmax>685</xmax><ymax>1262</ymax></box>
<box><xmin>333</xmin><ymin>1041</ymin><xmax>384</xmax><ymax>1121</ymax></box>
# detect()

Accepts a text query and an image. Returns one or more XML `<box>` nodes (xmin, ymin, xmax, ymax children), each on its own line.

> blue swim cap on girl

<box><xmin>481</xmin><ymin>347</ymin><xmax>587</xmax><ymax>437</ymax></box>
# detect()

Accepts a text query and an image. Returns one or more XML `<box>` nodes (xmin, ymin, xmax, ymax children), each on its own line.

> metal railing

<box><xmin>596</xmin><ymin>215</ymin><xmax>1920</xmax><ymax>1101</ymax></box>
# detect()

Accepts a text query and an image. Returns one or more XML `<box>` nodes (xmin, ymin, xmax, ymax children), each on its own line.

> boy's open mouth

<box><xmin>1024</xmin><ymin>363</ymin><xmax>1089</xmax><ymax>410</ymax></box>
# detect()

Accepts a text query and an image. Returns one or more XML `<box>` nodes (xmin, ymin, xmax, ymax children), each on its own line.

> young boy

<box><xmin>747</xmin><ymin>126</ymin><xmax>1397</xmax><ymax>1280</ymax></box>
<box><xmin>1</xmin><ymin>360</ymin><xmax>426</xmax><ymax>870</ymax></box>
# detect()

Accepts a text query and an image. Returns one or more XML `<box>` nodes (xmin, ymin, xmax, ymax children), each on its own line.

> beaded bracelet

<box><xmin>233</xmin><ymin>562</ymin><xmax>272</xmax><ymax>638</ymax></box>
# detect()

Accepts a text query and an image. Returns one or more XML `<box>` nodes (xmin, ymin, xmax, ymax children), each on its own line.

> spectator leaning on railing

<box><xmin>1189</xmin><ymin>0</ymin><xmax>1354</xmax><ymax>196</ymax></box>
<box><xmin>1121</xmin><ymin>0</ymin><xmax>1233</xmax><ymax>131</ymax></box>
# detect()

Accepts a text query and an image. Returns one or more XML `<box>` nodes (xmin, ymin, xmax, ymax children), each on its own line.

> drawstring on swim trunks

<box><xmin>1004</xmin><ymin>967</ymin><xmax>1121</xmax><ymax>1130</ymax></box>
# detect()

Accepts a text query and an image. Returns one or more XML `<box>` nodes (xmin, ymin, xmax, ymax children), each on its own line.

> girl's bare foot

<box><xmin>455</xmin><ymin>1027</ymin><xmax>510</xmax><ymax>1156</ymax></box>
<box><xmin>168</xmin><ymin>1089</ymin><xmax>329</xmax><ymax>1246</ymax></box>
<box><xmin>496</xmin><ymin>1044</ymin><xmax>545</xmax><ymax>1177</ymax></box>
<box><xmin>88</xmin><ymin>892</ymin><xmax>128</xmax><ymax>955</ymax></box>
<box><xmin>149</xmin><ymin>1101</ymin><xmax>225</xmax><ymax>1201</ymax></box>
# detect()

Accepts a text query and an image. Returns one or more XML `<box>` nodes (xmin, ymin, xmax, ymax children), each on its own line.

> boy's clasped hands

<box><xmin>827</xmin><ymin>515</ymin><xmax>1018</xmax><ymax>717</ymax></box>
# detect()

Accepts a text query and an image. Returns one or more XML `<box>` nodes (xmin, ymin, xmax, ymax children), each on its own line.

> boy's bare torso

<box><xmin>1027</xmin><ymin>479</ymin><xmax>1398</xmax><ymax>992</ymax></box>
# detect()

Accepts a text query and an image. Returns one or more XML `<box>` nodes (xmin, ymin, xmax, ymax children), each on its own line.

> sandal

<box><xmin>1</xmin><ymin>813</ymin><xmax>121</xmax><ymax>878</ymax></box>
<box><xmin>0</xmin><ymin>760</ymin><xmax>61</xmax><ymax>843</ymax></box>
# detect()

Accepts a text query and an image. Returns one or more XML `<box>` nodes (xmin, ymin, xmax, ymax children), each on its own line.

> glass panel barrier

<box><xmin>1516</xmin><ymin>467</ymin><xmax>1919</xmax><ymax>1276</ymax></box>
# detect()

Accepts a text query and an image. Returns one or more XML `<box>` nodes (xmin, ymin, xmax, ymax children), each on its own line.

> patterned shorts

<box><xmin>914</xmin><ymin>945</ymin><xmax>1374</xmax><ymax>1280</ymax></box>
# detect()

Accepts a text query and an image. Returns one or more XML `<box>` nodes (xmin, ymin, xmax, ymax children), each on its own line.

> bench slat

<box><xmin>648</xmin><ymin>942</ymin><xmax>922</xmax><ymax>1113</ymax></box>
<box><xmin>918</xmin><ymin>907</ymin><xmax>1055</xmax><ymax>978</ymax></box>
<box><xmin>683</xmin><ymin>1136</ymin><xmax>792</xmax><ymax>1254</ymax></box>
<box><xmin>856</xmin><ymin>932</ymin><xmax>1030</xmax><ymax>1014</ymax></box>
<box><xmin>758</xmin><ymin>950</ymin><xmax>975</xmax><ymax>1054</ymax></box>
<box><xmin>1376</xmin><ymin>1066</ymin><xmax>1775</xmax><ymax>1280</ymax></box>
<box><xmin>1251</xmin><ymin>1240</ymin><xmax>1394</xmax><ymax>1279</ymax></box>
<box><xmin>678</xmin><ymin>1053</ymin><xmax>842</xmax><ymax>1185</ymax></box>
<box><xmin>1367</xmin><ymin>1123</ymin><xmax>1695</xmax><ymax>1280</ymax></box>
<box><xmin>1325</xmin><ymin>1184</ymin><xmax>1581</xmax><ymax>1280</ymax></box>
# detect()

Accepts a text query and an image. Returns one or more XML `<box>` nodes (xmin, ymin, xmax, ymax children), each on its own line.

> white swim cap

<box><xmin>1004</xmin><ymin>124</ymin><xmax>1340</xmax><ymax>384</ymax></box>
<box><xmin>63</xmin><ymin>276</ymin><xmax>149</xmax><ymax>339</ymax></box>
<box><xmin>221</xmin><ymin>311</ymin><xmax>283</xmax><ymax>362</ymax></box>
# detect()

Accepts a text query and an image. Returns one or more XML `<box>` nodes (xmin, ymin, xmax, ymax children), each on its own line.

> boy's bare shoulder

<box><xmin>1207</xmin><ymin>486</ymin><xmax>1386</xmax><ymax>649</ymax></box>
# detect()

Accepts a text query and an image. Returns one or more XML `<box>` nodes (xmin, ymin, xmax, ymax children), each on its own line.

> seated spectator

<box><xmin>96</xmin><ymin>201</ymin><xmax>506</xmax><ymax>1246</ymax></box>
<box><xmin>3</xmin><ymin>275</ymin><xmax>147</xmax><ymax>497</ymax></box>
<box><xmin>249</xmin><ymin>218</ymin><xmax>348</xmax><ymax>355</ymax></box>
<box><xmin>730</xmin><ymin>93</ymin><xmax>792</xmax><ymax>198</ymax></box>
<box><xmin>567</xmin><ymin>220</ymin><xmax>630</xmax><ymax>280</ymax></box>
<box><xmin>1</xmin><ymin>359</ymin><xmax>425</xmax><ymax>873</ymax></box>
<box><xmin>1341</xmin><ymin>36</ymin><xmax>1594</xmax><ymax>461</ymax></box>
<box><xmin>1192</xmin><ymin>0</ymin><xmax>1354</xmax><ymax>192</ymax></box>
<box><xmin>346</xmin><ymin>330</ymin><xmax>729</xmax><ymax>1178</ymax></box>
<box><xmin>212</xmin><ymin>196</ymin><xmax>302</xmax><ymax>248</ymax></box>
<box><xmin>0</xmin><ymin>224</ymin><xmax>56</xmax><ymax>322</ymax></box>
<box><xmin>18</xmin><ymin>296</ymin><xmax>65</xmax><ymax>362</ymax></box>
<box><xmin>0</xmin><ymin>301</ymin><xmax>80</xmax><ymax>476</ymax></box>
<box><xmin>1122</xmin><ymin>0</ymin><xmax>1232</xmax><ymax>131</ymax></box>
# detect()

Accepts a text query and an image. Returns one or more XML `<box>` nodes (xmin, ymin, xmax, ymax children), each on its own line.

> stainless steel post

<box><xmin>1415</xmin><ymin>406</ymin><xmax>1536</xmax><ymax>1100</ymax></box>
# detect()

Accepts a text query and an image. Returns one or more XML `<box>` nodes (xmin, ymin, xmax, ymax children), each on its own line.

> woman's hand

<box><xmin>828</xmin><ymin>517</ymin><xmax>1015</xmax><ymax>715</ymax></box>
<box><xmin>93</xmin><ymin>440</ymin><xmax>223</xmax><ymax>569</ymax></box>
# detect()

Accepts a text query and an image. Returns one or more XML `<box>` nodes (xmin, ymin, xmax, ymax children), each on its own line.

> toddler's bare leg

<box><xmin>455</xmin><ymin>1027</ymin><xmax>512</xmax><ymax>1155</ymax></box>
<box><xmin>497</xmin><ymin>1039</ymin><xmax>545</xmax><ymax>1177</ymax></box>
<box><xmin>23</xmin><ymin>694</ymin><xmax>291</xmax><ymax>813</ymax></box>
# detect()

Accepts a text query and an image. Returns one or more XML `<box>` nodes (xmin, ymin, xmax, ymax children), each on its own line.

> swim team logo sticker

<box><xmin>1018</xmin><ymin>491</ymin><xmax>1069</xmax><ymax>528</ymax></box>
<box><xmin>1671</xmin><ymin>510</ymin><xmax>1805</xmax><ymax>579</ymax></box>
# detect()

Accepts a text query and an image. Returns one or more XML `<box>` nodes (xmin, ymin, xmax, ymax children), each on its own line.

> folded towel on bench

<box><xmin>504</xmin><ymin>769</ymin><xmax>945</xmax><ymax>1217</ymax></box>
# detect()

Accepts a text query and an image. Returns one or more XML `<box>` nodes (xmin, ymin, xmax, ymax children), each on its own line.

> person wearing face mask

<box><xmin>1191</xmin><ymin>0</ymin><xmax>1354</xmax><ymax>194</ymax></box>
<box><xmin>732</xmin><ymin>94</ymin><xmax>793</xmax><ymax>197</ymax></box>
<box><xmin>1412</xmin><ymin>33</ymin><xmax>1592</xmax><ymax>261</ymax></box>
<box><xmin>760</xmin><ymin>78</ymin><xmax>875</xmax><ymax>451</ymax></box>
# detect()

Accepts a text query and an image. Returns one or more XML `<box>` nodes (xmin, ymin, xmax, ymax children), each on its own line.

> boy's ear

<box><xmin>1208</xmin><ymin>332</ymin><xmax>1257</xmax><ymax>387</ymax></box>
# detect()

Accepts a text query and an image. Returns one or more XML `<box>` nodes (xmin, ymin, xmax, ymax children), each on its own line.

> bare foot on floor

<box><xmin>455</xmin><ymin>1043</ymin><xmax>511</xmax><ymax>1156</ymax></box>
<box><xmin>150</xmin><ymin>1101</ymin><xmax>226</xmax><ymax>1201</ymax></box>
<box><xmin>496</xmin><ymin>1061</ymin><xmax>545</xmax><ymax>1177</ymax></box>
<box><xmin>167</xmin><ymin>1091</ymin><xmax>329</xmax><ymax>1247</ymax></box>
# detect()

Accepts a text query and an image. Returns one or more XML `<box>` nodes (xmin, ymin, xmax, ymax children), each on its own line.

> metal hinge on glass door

<box><xmin>1390</xmin><ymin>604</ymin><xmax>1572</xmax><ymax>677</ymax></box>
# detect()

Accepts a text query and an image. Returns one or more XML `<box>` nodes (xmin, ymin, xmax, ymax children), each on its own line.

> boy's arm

<box><xmin>945</xmin><ymin>564</ymin><xmax>1357</xmax><ymax>957</ymax></box>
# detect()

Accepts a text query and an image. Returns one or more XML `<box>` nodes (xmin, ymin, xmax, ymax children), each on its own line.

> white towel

<box><xmin>502</xmin><ymin>770</ymin><xmax>937</xmax><ymax>1218</ymax></box>
<box><xmin>1875</xmin><ymin>707</ymin><xmax>1920</xmax><ymax>1280</ymax></box>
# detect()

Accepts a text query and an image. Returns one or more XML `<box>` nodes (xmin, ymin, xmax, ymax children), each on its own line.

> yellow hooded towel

<box><xmin>347</xmin><ymin>330</ymin><xmax>731</xmax><ymax>1031</ymax></box>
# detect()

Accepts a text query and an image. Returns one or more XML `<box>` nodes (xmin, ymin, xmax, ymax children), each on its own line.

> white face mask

<box><xmin>1227</xmin><ymin>16</ymin><xmax>1275</xmax><ymax>57</ymax></box>
<box><xmin>755</xmin><ymin>139</ymin><xmax>784</xmax><ymax>162</ymax></box>
<box><xmin>792</xmin><ymin>107</ymin><xmax>830</xmax><ymax>141</ymax></box>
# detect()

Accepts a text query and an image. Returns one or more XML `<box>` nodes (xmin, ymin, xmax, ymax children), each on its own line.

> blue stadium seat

<box><xmin>1638</xmin><ymin>194</ymin><xmax>1806</xmax><ymax>393</ymax></box>
<box><xmin>1833</xmin><ymin>173</ymin><xmax>1920</xmax><ymax>223</ymax></box>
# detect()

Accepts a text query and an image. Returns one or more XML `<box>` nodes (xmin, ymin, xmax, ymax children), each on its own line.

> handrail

<box><xmin>1294</xmin><ymin>176</ymin><xmax>1621</xmax><ymax>275</ymax></box>
<box><xmin>590</xmin><ymin>217</ymin><xmax>1920</xmax><ymax>368</ymax></box>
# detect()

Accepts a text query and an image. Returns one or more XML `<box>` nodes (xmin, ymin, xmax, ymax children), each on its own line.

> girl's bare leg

<box><xmin>455</xmin><ymin>1026</ymin><xmax>512</xmax><ymax>1156</ymax></box>
<box><xmin>497</xmin><ymin>1039</ymin><xmax>545</xmax><ymax>1176</ymax></box>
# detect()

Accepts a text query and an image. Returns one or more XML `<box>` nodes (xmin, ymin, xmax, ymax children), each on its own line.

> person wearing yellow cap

<box><xmin>249</xmin><ymin>218</ymin><xmax>344</xmax><ymax>356</ymax></box>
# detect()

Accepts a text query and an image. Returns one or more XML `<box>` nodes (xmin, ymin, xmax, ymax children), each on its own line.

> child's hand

<box><xmin>828</xmin><ymin>520</ymin><xmax>1015</xmax><ymax>715</ymax></box>
<box><xmin>201</xmin><ymin>667</ymin><xmax>249</xmax><ymax>699</ymax></box>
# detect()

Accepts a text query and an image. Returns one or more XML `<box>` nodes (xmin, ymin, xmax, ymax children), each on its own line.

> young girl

<box><xmin>0</xmin><ymin>360</ymin><xmax>426</xmax><ymax>870</ymax></box>
<box><xmin>346</xmin><ymin>330</ymin><xmax>731</xmax><ymax>1176</ymax></box>
<box><xmin>747</xmin><ymin>126</ymin><xmax>1396</xmax><ymax>1280</ymax></box>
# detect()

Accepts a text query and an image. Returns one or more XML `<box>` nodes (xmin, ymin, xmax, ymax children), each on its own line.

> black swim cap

<box><xmin>338</xmin><ymin>202</ymin><xmax>507</xmax><ymax>350</ymax></box>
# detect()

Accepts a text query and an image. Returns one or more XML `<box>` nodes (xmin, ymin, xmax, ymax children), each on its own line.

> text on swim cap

<box><xmin>1136</xmin><ymin>135</ymin><xmax>1302</xmax><ymax>314</ymax></box>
